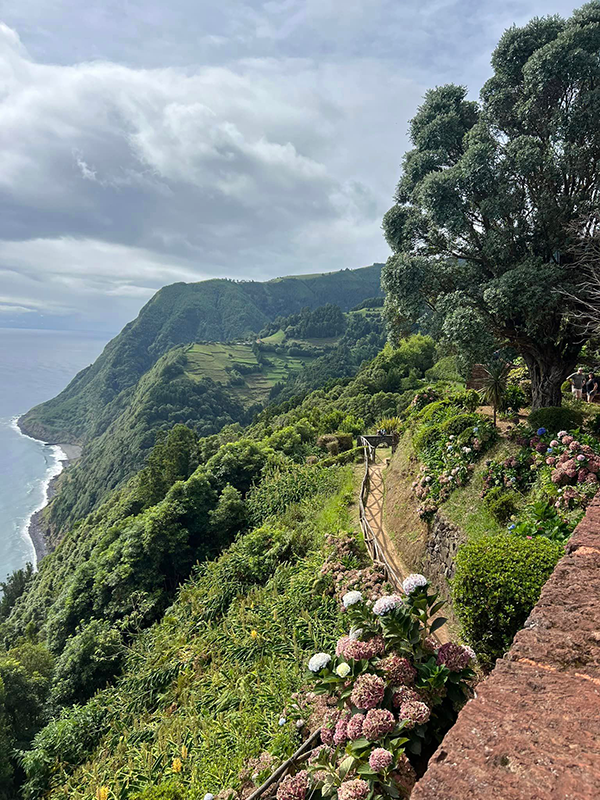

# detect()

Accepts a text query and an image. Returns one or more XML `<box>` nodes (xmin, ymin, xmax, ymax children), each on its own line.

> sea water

<box><xmin>0</xmin><ymin>328</ymin><xmax>109</xmax><ymax>581</ymax></box>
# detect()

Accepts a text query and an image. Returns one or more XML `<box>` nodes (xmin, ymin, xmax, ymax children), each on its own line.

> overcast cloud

<box><xmin>0</xmin><ymin>0</ymin><xmax>582</xmax><ymax>331</ymax></box>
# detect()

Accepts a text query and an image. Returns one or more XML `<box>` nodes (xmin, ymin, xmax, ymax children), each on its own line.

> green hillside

<box><xmin>19</xmin><ymin>265</ymin><xmax>383</xmax><ymax>445</ymax></box>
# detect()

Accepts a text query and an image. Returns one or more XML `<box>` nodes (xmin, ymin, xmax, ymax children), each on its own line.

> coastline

<box><xmin>12</xmin><ymin>417</ymin><xmax>82</xmax><ymax>567</ymax></box>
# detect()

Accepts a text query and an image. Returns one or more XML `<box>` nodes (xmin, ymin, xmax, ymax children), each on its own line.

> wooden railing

<box><xmin>357</xmin><ymin>437</ymin><xmax>403</xmax><ymax>591</ymax></box>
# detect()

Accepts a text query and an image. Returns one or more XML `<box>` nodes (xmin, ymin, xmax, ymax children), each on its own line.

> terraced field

<box><xmin>184</xmin><ymin>343</ymin><xmax>317</xmax><ymax>406</ymax></box>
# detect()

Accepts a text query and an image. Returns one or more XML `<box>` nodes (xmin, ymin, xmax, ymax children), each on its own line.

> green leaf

<box><xmin>429</xmin><ymin>617</ymin><xmax>448</xmax><ymax>633</ymax></box>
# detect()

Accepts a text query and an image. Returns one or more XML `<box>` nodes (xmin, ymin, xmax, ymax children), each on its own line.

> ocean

<box><xmin>0</xmin><ymin>328</ymin><xmax>109</xmax><ymax>582</ymax></box>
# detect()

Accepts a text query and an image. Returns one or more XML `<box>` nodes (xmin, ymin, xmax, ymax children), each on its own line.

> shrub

<box><xmin>326</xmin><ymin>441</ymin><xmax>339</xmax><ymax>457</ymax></box>
<box><xmin>453</xmin><ymin>534</ymin><xmax>562</xmax><ymax>669</ymax></box>
<box><xmin>484</xmin><ymin>488</ymin><xmax>519</xmax><ymax>524</ymax></box>
<box><xmin>334</xmin><ymin>433</ymin><xmax>354</xmax><ymax>452</ymax></box>
<box><xmin>440</xmin><ymin>413</ymin><xmax>480</xmax><ymax>437</ymax></box>
<box><xmin>412</xmin><ymin>423</ymin><xmax>443</xmax><ymax>453</ymax></box>
<box><xmin>528</xmin><ymin>406</ymin><xmax>584</xmax><ymax>434</ymax></box>
<box><xmin>500</xmin><ymin>384</ymin><xmax>527</xmax><ymax>413</ymax></box>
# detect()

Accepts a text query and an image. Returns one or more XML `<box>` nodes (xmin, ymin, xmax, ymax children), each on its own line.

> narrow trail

<box><xmin>363</xmin><ymin>450</ymin><xmax>450</xmax><ymax>644</ymax></box>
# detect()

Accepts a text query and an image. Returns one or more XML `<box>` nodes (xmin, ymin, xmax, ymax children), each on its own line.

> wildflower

<box><xmin>181</xmin><ymin>745</ymin><xmax>188</xmax><ymax>759</ymax></box>
<box><xmin>276</xmin><ymin>771</ymin><xmax>309</xmax><ymax>800</ymax></box>
<box><xmin>379</xmin><ymin>653</ymin><xmax>416</xmax><ymax>685</ymax></box>
<box><xmin>362</xmin><ymin>708</ymin><xmax>396</xmax><ymax>740</ymax></box>
<box><xmin>350</xmin><ymin>674</ymin><xmax>385</xmax><ymax>710</ymax></box>
<box><xmin>402</xmin><ymin>574</ymin><xmax>428</xmax><ymax>595</ymax></box>
<box><xmin>436</xmin><ymin>642</ymin><xmax>473</xmax><ymax>672</ymax></box>
<box><xmin>342</xmin><ymin>590</ymin><xmax>363</xmax><ymax>608</ymax></box>
<box><xmin>347</xmin><ymin>713</ymin><xmax>365</xmax><ymax>740</ymax></box>
<box><xmin>398</xmin><ymin>700</ymin><xmax>430</xmax><ymax>728</ymax></box>
<box><xmin>308</xmin><ymin>653</ymin><xmax>331</xmax><ymax>673</ymax></box>
<box><xmin>172</xmin><ymin>758</ymin><xmax>183</xmax><ymax>773</ymax></box>
<box><xmin>250</xmin><ymin>630</ymin><xmax>258</xmax><ymax>639</ymax></box>
<box><xmin>369</xmin><ymin>748</ymin><xmax>394</xmax><ymax>772</ymax></box>
<box><xmin>336</xmin><ymin>663</ymin><xmax>351</xmax><ymax>678</ymax></box>
<box><xmin>537</xmin><ymin>427</ymin><xmax>547</xmax><ymax>436</ymax></box>
<box><xmin>279</xmin><ymin>717</ymin><xmax>287</xmax><ymax>726</ymax></box>
<box><xmin>96</xmin><ymin>789</ymin><xmax>109</xmax><ymax>800</ymax></box>
<box><xmin>337</xmin><ymin>779</ymin><xmax>370</xmax><ymax>800</ymax></box>
<box><xmin>373</xmin><ymin>595</ymin><xmax>404</xmax><ymax>615</ymax></box>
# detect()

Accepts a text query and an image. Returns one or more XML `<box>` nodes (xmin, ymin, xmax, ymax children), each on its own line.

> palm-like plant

<box><xmin>481</xmin><ymin>361</ymin><xmax>510</xmax><ymax>426</ymax></box>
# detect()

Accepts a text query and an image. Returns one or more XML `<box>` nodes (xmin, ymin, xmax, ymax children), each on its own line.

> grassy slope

<box><xmin>39</xmin><ymin>469</ymin><xmax>359</xmax><ymax>800</ymax></box>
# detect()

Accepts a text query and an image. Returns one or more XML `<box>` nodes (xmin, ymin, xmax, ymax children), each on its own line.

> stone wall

<box><xmin>412</xmin><ymin>496</ymin><xmax>600</xmax><ymax>800</ymax></box>
<box><xmin>423</xmin><ymin>512</ymin><xmax>466</xmax><ymax>603</ymax></box>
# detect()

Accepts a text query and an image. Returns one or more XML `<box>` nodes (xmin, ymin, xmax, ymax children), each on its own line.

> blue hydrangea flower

<box><xmin>537</xmin><ymin>427</ymin><xmax>547</xmax><ymax>436</ymax></box>
<box><xmin>547</xmin><ymin>447</ymin><xmax>553</xmax><ymax>453</ymax></box>
<box><xmin>508</xmin><ymin>524</ymin><xmax>516</xmax><ymax>530</ymax></box>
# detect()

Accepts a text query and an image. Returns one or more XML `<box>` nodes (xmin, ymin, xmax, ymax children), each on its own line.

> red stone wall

<box><xmin>412</xmin><ymin>497</ymin><xmax>600</xmax><ymax>800</ymax></box>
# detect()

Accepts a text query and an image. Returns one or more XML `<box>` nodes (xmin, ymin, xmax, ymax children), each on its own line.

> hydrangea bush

<box><xmin>278</xmin><ymin>578</ymin><xmax>475</xmax><ymax>800</ymax></box>
<box><xmin>412</xmin><ymin>415</ymin><xmax>497</xmax><ymax>518</ymax></box>
<box><xmin>482</xmin><ymin>425</ymin><xmax>600</xmax><ymax>542</ymax></box>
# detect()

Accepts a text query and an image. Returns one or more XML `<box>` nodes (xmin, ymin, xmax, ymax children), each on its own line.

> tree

<box><xmin>481</xmin><ymin>361</ymin><xmax>509</xmax><ymax>426</ymax></box>
<box><xmin>382</xmin><ymin>5</ymin><xmax>600</xmax><ymax>409</ymax></box>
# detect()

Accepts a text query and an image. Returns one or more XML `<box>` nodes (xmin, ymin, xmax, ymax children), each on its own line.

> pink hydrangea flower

<box><xmin>550</xmin><ymin>440</ymin><xmax>559</xmax><ymax>448</ymax></box>
<box><xmin>392</xmin><ymin>686</ymin><xmax>421</xmax><ymax>708</ymax></box>
<box><xmin>350</xmin><ymin>674</ymin><xmax>385</xmax><ymax>710</ymax></box>
<box><xmin>379</xmin><ymin>653</ymin><xmax>416</xmax><ymax>685</ymax></box>
<box><xmin>369</xmin><ymin>748</ymin><xmax>394</xmax><ymax>772</ymax></box>
<box><xmin>346</xmin><ymin>713</ymin><xmax>365</xmax><ymax>741</ymax></box>
<box><xmin>333</xmin><ymin>713</ymin><xmax>351</xmax><ymax>746</ymax></box>
<box><xmin>320</xmin><ymin>709</ymin><xmax>340</xmax><ymax>745</ymax></box>
<box><xmin>546</xmin><ymin>457</ymin><xmax>556</xmax><ymax>466</ymax></box>
<box><xmin>372</xmin><ymin>595</ymin><xmax>404</xmax><ymax>615</ymax></box>
<box><xmin>276</xmin><ymin>771</ymin><xmax>309</xmax><ymax>800</ymax></box>
<box><xmin>562</xmin><ymin>435</ymin><xmax>574</xmax><ymax>445</ymax></box>
<box><xmin>338</xmin><ymin>635</ymin><xmax>385</xmax><ymax>661</ymax></box>
<box><xmin>362</xmin><ymin>708</ymin><xmax>396</xmax><ymax>741</ymax></box>
<box><xmin>577</xmin><ymin>454</ymin><xmax>586</xmax><ymax>462</ymax></box>
<box><xmin>399</xmin><ymin>700</ymin><xmax>430</xmax><ymax>728</ymax></box>
<box><xmin>436</xmin><ymin>642</ymin><xmax>473</xmax><ymax>672</ymax></box>
<box><xmin>337</xmin><ymin>779</ymin><xmax>370</xmax><ymax>800</ymax></box>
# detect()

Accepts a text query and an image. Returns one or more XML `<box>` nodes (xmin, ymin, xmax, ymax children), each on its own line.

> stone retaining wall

<box><xmin>423</xmin><ymin>512</ymin><xmax>465</xmax><ymax>602</ymax></box>
<box><xmin>412</xmin><ymin>496</ymin><xmax>600</xmax><ymax>800</ymax></box>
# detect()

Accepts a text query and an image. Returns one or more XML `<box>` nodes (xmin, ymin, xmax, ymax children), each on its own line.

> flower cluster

<box><xmin>410</xmin><ymin>387</ymin><xmax>439</xmax><ymax>411</ymax></box>
<box><xmin>412</xmin><ymin>415</ymin><xmax>497</xmax><ymax>518</ymax></box>
<box><xmin>292</xmin><ymin>581</ymin><xmax>475</xmax><ymax>800</ymax></box>
<box><xmin>320</xmin><ymin>535</ymin><xmax>388</xmax><ymax>601</ymax></box>
<box><xmin>277</xmin><ymin>771</ymin><xmax>309</xmax><ymax>800</ymax></box>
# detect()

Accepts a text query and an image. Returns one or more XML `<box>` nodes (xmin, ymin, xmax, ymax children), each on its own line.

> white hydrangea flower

<box><xmin>342</xmin><ymin>590</ymin><xmax>363</xmax><ymax>608</ymax></box>
<box><xmin>308</xmin><ymin>652</ymin><xmax>331</xmax><ymax>673</ymax></box>
<box><xmin>372</xmin><ymin>595</ymin><xmax>404</xmax><ymax>615</ymax></box>
<box><xmin>204</xmin><ymin>794</ymin><xmax>215</xmax><ymax>800</ymax></box>
<box><xmin>463</xmin><ymin>646</ymin><xmax>476</xmax><ymax>663</ymax></box>
<box><xmin>349</xmin><ymin>626</ymin><xmax>363</xmax><ymax>640</ymax></box>
<box><xmin>336</xmin><ymin>662</ymin><xmax>351</xmax><ymax>678</ymax></box>
<box><xmin>278</xmin><ymin>716</ymin><xmax>287</xmax><ymax>726</ymax></box>
<box><xmin>402</xmin><ymin>574</ymin><xmax>428</xmax><ymax>595</ymax></box>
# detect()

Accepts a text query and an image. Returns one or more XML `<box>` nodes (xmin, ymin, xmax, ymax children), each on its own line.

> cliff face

<box><xmin>412</xmin><ymin>497</ymin><xmax>600</xmax><ymax>800</ymax></box>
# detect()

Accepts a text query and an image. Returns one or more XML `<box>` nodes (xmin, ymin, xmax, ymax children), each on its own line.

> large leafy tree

<box><xmin>382</xmin><ymin>4</ymin><xmax>600</xmax><ymax>408</ymax></box>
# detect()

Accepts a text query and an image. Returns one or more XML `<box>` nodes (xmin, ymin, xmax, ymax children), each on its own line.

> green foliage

<box><xmin>480</xmin><ymin>363</ymin><xmax>509</xmax><ymax>425</ymax></box>
<box><xmin>381</xmin><ymin>9</ymin><xmax>600</xmax><ymax>406</ymax></box>
<box><xmin>500</xmin><ymin>384</ymin><xmax>527</xmax><ymax>414</ymax></box>
<box><xmin>483</xmin><ymin>488</ymin><xmax>519</xmax><ymax>524</ymax></box>
<box><xmin>510</xmin><ymin>500</ymin><xmax>573</xmax><ymax>544</ymax></box>
<box><xmin>528</xmin><ymin>406</ymin><xmax>584</xmax><ymax>434</ymax></box>
<box><xmin>0</xmin><ymin>564</ymin><xmax>34</xmax><ymax>622</ymax></box>
<box><xmin>453</xmin><ymin>534</ymin><xmax>562</xmax><ymax>668</ymax></box>
<box><xmin>246</xmin><ymin>465</ymin><xmax>339</xmax><ymax>526</ymax></box>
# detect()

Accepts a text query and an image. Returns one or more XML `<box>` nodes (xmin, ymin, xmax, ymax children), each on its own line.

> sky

<box><xmin>0</xmin><ymin>0</ymin><xmax>582</xmax><ymax>332</ymax></box>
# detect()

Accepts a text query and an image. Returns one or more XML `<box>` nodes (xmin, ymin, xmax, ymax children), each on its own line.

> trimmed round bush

<box><xmin>453</xmin><ymin>534</ymin><xmax>562</xmax><ymax>669</ymax></box>
<box><xmin>416</xmin><ymin>399</ymin><xmax>453</xmax><ymax>423</ymax></box>
<box><xmin>484</xmin><ymin>488</ymin><xmax>519</xmax><ymax>524</ymax></box>
<box><xmin>528</xmin><ymin>406</ymin><xmax>584</xmax><ymax>434</ymax></box>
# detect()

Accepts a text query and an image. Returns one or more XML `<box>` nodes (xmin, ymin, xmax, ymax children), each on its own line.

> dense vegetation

<box><xmin>23</xmin><ymin>299</ymin><xmax>385</xmax><ymax>539</ymax></box>
<box><xmin>0</xmin><ymin>336</ymin><xmax>439</xmax><ymax>800</ymax></box>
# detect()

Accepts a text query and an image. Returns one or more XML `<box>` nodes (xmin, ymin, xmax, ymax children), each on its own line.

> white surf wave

<box><xmin>9</xmin><ymin>417</ymin><xmax>68</xmax><ymax>570</ymax></box>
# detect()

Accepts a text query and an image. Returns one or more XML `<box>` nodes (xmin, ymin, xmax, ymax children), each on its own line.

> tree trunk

<box><xmin>522</xmin><ymin>352</ymin><xmax>576</xmax><ymax>411</ymax></box>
